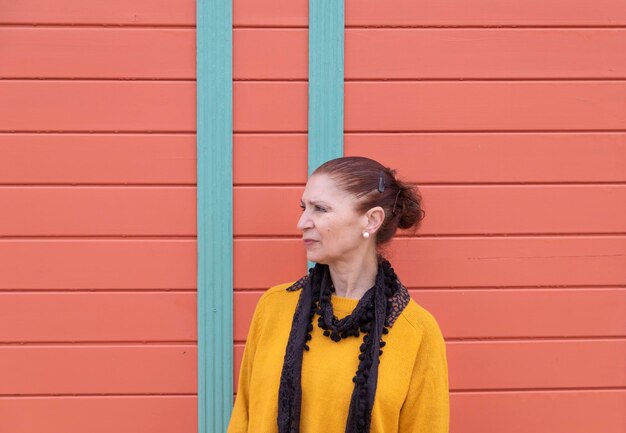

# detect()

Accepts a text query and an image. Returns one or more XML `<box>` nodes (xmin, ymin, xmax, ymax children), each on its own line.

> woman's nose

<box><xmin>297</xmin><ymin>211</ymin><xmax>313</xmax><ymax>231</ymax></box>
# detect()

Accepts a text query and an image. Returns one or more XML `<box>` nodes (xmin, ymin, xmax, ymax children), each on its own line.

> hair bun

<box><xmin>393</xmin><ymin>180</ymin><xmax>425</xmax><ymax>230</ymax></box>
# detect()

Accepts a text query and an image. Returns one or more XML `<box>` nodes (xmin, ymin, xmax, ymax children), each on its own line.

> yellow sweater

<box><xmin>227</xmin><ymin>281</ymin><xmax>450</xmax><ymax>433</ymax></box>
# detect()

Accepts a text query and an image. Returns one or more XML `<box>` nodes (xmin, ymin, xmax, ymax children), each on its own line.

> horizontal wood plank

<box><xmin>2</xmin><ymin>82</ymin><xmax>625</xmax><ymax>132</ymax></box>
<box><xmin>3</xmin><ymin>28</ymin><xmax>625</xmax><ymax>79</ymax></box>
<box><xmin>451</xmin><ymin>390</ymin><xmax>626</xmax><ymax>433</ymax></box>
<box><xmin>0</xmin><ymin>187</ymin><xmax>196</xmax><ymax>235</ymax></box>
<box><xmin>0</xmin><ymin>134</ymin><xmax>197</xmax><ymax>184</ymax></box>
<box><xmin>2</xmin><ymin>133</ymin><xmax>624</xmax><ymax>185</ymax></box>
<box><xmin>0</xmin><ymin>240</ymin><xmax>196</xmax><ymax>290</ymax></box>
<box><xmin>236</xmin><ymin>81</ymin><xmax>626</xmax><ymax>132</ymax></box>
<box><xmin>0</xmin><ymin>293</ymin><xmax>196</xmax><ymax>342</ymax></box>
<box><xmin>0</xmin><ymin>133</ymin><xmax>308</xmax><ymax>185</ymax></box>
<box><xmin>237</xmin><ymin>29</ymin><xmax>626</xmax><ymax>79</ymax></box>
<box><xmin>0</xmin><ymin>345</ymin><xmax>197</xmax><ymax>394</ymax></box>
<box><xmin>346</xmin><ymin>133</ymin><xmax>626</xmax><ymax>183</ymax></box>
<box><xmin>0</xmin><ymin>0</ymin><xmax>196</xmax><ymax>26</ymax></box>
<box><xmin>4</xmin><ymin>0</ymin><xmax>625</xmax><ymax>26</ymax></box>
<box><xmin>237</xmin><ymin>0</ymin><xmax>626</xmax><ymax>27</ymax></box>
<box><xmin>233</xmin><ymin>339</ymin><xmax>626</xmax><ymax>391</ymax></box>
<box><xmin>343</xmin><ymin>29</ymin><xmax>626</xmax><ymax>80</ymax></box>
<box><xmin>0</xmin><ymin>28</ymin><xmax>194</xmax><ymax>79</ymax></box>
<box><xmin>233</xmin><ymin>288</ymin><xmax>626</xmax><ymax>341</ymax></box>
<box><xmin>341</xmin><ymin>81</ymin><xmax>626</xmax><ymax>132</ymax></box>
<box><xmin>233</xmin><ymin>134</ymin><xmax>307</xmax><ymax>184</ymax></box>
<box><xmin>410</xmin><ymin>289</ymin><xmax>626</xmax><ymax>339</ymax></box>
<box><xmin>0</xmin><ymin>81</ymin><xmax>196</xmax><ymax>132</ymax></box>
<box><xmin>448</xmin><ymin>339</ymin><xmax>626</xmax><ymax>389</ymax></box>
<box><xmin>233</xmin><ymin>237</ymin><xmax>626</xmax><ymax>289</ymax></box>
<box><xmin>0</xmin><ymin>396</ymin><xmax>197</xmax><ymax>433</ymax></box>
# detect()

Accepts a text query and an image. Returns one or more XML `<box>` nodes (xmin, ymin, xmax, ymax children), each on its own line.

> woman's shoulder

<box><xmin>264</xmin><ymin>279</ymin><xmax>300</xmax><ymax>297</ymax></box>
<box><xmin>256</xmin><ymin>279</ymin><xmax>302</xmax><ymax>309</ymax></box>
<box><xmin>246</xmin><ymin>279</ymin><xmax>304</xmax><ymax>329</ymax></box>
<box><xmin>397</xmin><ymin>298</ymin><xmax>446</xmax><ymax>343</ymax></box>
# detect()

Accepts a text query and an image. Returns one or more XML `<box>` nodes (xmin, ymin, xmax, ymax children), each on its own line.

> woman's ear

<box><xmin>365</xmin><ymin>206</ymin><xmax>385</xmax><ymax>234</ymax></box>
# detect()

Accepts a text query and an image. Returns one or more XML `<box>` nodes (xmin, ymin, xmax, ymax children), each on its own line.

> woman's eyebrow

<box><xmin>300</xmin><ymin>199</ymin><xmax>330</xmax><ymax>207</ymax></box>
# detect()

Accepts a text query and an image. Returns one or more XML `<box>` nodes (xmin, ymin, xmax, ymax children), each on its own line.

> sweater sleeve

<box><xmin>226</xmin><ymin>292</ymin><xmax>267</xmax><ymax>433</ymax></box>
<box><xmin>398</xmin><ymin>313</ymin><xmax>450</xmax><ymax>433</ymax></box>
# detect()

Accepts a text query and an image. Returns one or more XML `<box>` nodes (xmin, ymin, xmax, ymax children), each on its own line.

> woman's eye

<box><xmin>299</xmin><ymin>205</ymin><xmax>325</xmax><ymax>212</ymax></box>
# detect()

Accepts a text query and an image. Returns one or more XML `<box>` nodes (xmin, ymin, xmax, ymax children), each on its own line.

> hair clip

<box><xmin>378</xmin><ymin>171</ymin><xmax>385</xmax><ymax>193</ymax></box>
<box><xmin>392</xmin><ymin>189</ymin><xmax>402</xmax><ymax>215</ymax></box>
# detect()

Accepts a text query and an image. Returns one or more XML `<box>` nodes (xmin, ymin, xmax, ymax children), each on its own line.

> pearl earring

<box><xmin>362</xmin><ymin>231</ymin><xmax>370</xmax><ymax>239</ymax></box>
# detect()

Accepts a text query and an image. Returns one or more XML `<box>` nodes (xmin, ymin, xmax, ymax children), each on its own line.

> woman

<box><xmin>227</xmin><ymin>156</ymin><xmax>449</xmax><ymax>433</ymax></box>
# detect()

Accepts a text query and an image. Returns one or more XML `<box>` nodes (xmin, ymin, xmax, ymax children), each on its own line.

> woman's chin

<box><xmin>305</xmin><ymin>251</ymin><xmax>322</xmax><ymax>263</ymax></box>
<box><xmin>306</xmin><ymin>254</ymin><xmax>330</xmax><ymax>265</ymax></box>
<box><xmin>305</xmin><ymin>253</ymin><xmax>317</xmax><ymax>262</ymax></box>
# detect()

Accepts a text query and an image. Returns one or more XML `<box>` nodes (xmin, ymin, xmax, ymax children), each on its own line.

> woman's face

<box><xmin>297</xmin><ymin>173</ymin><xmax>367</xmax><ymax>265</ymax></box>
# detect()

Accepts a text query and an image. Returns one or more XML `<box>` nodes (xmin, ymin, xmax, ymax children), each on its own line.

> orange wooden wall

<box><xmin>0</xmin><ymin>2</ymin><xmax>198</xmax><ymax>432</ymax></box>
<box><xmin>1</xmin><ymin>1</ymin><xmax>626</xmax><ymax>432</ymax></box>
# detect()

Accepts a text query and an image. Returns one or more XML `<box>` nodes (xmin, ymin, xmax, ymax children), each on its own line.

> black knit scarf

<box><xmin>277</xmin><ymin>256</ymin><xmax>410</xmax><ymax>433</ymax></box>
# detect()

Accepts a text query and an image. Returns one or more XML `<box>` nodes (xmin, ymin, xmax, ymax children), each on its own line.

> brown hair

<box><xmin>312</xmin><ymin>156</ymin><xmax>425</xmax><ymax>246</ymax></box>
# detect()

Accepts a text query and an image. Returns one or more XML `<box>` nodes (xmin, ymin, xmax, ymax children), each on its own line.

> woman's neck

<box><xmin>328</xmin><ymin>253</ymin><xmax>379</xmax><ymax>300</ymax></box>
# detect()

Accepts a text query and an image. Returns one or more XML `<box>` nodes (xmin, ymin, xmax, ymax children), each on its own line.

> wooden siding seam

<box><xmin>3</xmin><ymin>79</ymin><xmax>626</xmax><ymax>82</ymax></box>
<box><xmin>7</xmin><ymin>130</ymin><xmax>620</xmax><ymax>135</ymax></box>
<box><xmin>449</xmin><ymin>386</ymin><xmax>626</xmax><ymax>393</ymax></box>
<box><xmin>8</xmin><ymin>25</ymin><xmax>626</xmax><ymax>29</ymax></box>
<box><xmin>0</xmin><ymin>24</ymin><xmax>197</xmax><ymax>29</ymax></box>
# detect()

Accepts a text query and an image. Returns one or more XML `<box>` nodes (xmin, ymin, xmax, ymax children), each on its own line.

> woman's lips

<box><xmin>303</xmin><ymin>240</ymin><xmax>318</xmax><ymax>247</ymax></box>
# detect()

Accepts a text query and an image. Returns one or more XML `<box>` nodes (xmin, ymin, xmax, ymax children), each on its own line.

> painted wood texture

<box><xmin>0</xmin><ymin>6</ymin><xmax>199</xmax><ymax>433</ymax></box>
<box><xmin>2</xmin><ymin>81</ymin><xmax>625</xmax><ymax>132</ymax></box>
<box><xmin>0</xmin><ymin>346</ymin><xmax>197</xmax><ymax>394</ymax></box>
<box><xmin>2</xmin><ymin>1</ymin><xmax>625</xmax><ymax>432</ymax></box>
<box><xmin>0</xmin><ymin>293</ymin><xmax>196</xmax><ymax>342</ymax></box>
<box><xmin>450</xmin><ymin>391</ymin><xmax>626</xmax><ymax>433</ymax></box>
<box><xmin>0</xmin><ymin>397</ymin><xmax>197</xmax><ymax>433</ymax></box>
<box><xmin>3</xmin><ymin>28</ymin><xmax>626</xmax><ymax>79</ymax></box>
<box><xmin>1</xmin><ymin>133</ymin><xmax>625</xmax><ymax>184</ymax></box>
<box><xmin>2</xmin><ymin>0</ymin><xmax>626</xmax><ymax>25</ymax></box>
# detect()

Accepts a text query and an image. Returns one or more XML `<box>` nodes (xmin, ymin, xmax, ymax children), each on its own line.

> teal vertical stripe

<box><xmin>197</xmin><ymin>0</ymin><xmax>233</xmax><ymax>431</ymax></box>
<box><xmin>308</xmin><ymin>0</ymin><xmax>345</xmax><ymax>177</ymax></box>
